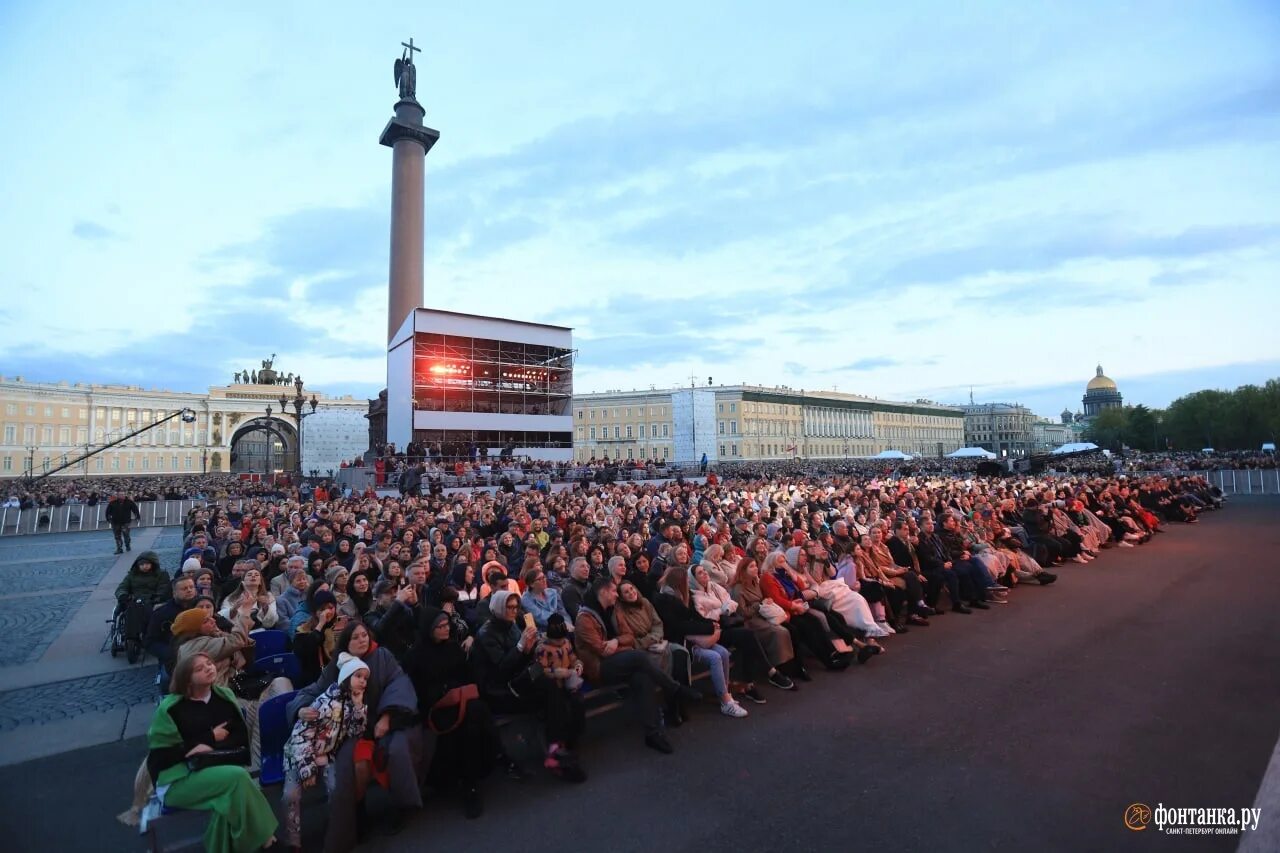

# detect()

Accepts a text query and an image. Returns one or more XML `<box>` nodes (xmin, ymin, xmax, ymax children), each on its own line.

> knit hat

<box><xmin>312</xmin><ymin>590</ymin><xmax>338</xmax><ymax>611</ymax></box>
<box><xmin>336</xmin><ymin>652</ymin><xmax>369</xmax><ymax>686</ymax></box>
<box><xmin>181</xmin><ymin>557</ymin><xmax>203</xmax><ymax>575</ymax></box>
<box><xmin>489</xmin><ymin>589</ymin><xmax>515</xmax><ymax>620</ymax></box>
<box><xmin>171</xmin><ymin>607</ymin><xmax>207</xmax><ymax>637</ymax></box>
<box><xmin>270</xmin><ymin>543</ymin><xmax>286</xmax><ymax>556</ymax></box>
<box><xmin>325</xmin><ymin>566</ymin><xmax>348</xmax><ymax>586</ymax></box>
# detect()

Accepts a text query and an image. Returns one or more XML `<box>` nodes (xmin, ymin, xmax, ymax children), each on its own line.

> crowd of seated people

<box><xmin>117</xmin><ymin>467</ymin><xmax>1222</xmax><ymax>850</ymax></box>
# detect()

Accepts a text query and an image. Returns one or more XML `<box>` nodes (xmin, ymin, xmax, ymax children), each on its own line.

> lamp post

<box><xmin>280</xmin><ymin>377</ymin><xmax>318</xmax><ymax>482</ymax></box>
<box><xmin>264</xmin><ymin>405</ymin><xmax>274</xmax><ymax>478</ymax></box>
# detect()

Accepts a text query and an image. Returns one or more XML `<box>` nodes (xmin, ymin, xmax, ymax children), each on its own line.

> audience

<box><xmin>100</xmin><ymin>459</ymin><xmax>1225</xmax><ymax>847</ymax></box>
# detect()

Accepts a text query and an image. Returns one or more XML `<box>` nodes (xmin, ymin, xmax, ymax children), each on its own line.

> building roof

<box><xmin>1086</xmin><ymin>364</ymin><xmax>1118</xmax><ymax>392</ymax></box>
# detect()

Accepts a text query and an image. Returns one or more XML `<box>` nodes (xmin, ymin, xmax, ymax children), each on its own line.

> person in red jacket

<box><xmin>759</xmin><ymin>552</ymin><xmax>850</xmax><ymax>671</ymax></box>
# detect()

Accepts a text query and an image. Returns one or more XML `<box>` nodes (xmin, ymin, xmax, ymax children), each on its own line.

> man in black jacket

<box><xmin>887</xmin><ymin>519</ymin><xmax>941</xmax><ymax>620</ymax></box>
<box><xmin>105</xmin><ymin>492</ymin><xmax>141</xmax><ymax>554</ymax></box>
<box><xmin>917</xmin><ymin>518</ymin><xmax>973</xmax><ymax>613</ymax></box>
<box><xmin>144</xmin><ymin>575</ymin><xmax>198</xmax><ymax>664</ymax></box>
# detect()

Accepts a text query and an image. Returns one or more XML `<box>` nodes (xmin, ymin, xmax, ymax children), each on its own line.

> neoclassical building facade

<box><xmin>0</xmin><ymin>364</ymin><xmax>367</xmax><ymax>479</ymax></box>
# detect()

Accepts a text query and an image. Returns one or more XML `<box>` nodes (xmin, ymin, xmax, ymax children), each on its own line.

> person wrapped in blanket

<box><xmin>280</xmin><ymin>653</ymin><xmax>369</xmax><ymax>853</ymax></box>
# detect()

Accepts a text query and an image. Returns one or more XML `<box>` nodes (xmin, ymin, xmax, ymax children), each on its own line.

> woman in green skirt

<box><xmin>147</xmin><ymin>652</ymin><xmax>278</xmax><ymax>852</ymax></box>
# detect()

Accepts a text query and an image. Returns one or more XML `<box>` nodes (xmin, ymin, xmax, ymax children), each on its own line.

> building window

<box><xmin>26</xmin><ymin>405</ymin><xmax>35</xmax><ymax>416</ymax></box>
<box><xmin>626</xmin><ymin>408</ymin><xmax>631</xmax><ymax>416</ymax></box>
<box><xmin>626</xmin><ymin>425</ymin><xmax>633</xmax><ymax>438</ymax></box>
<box><xmin>577</xmin><ymin>410</ymin><xmax>583</xmax><ymax>419</ymax></box>
<box><xmin>613</xmin><ymin>426</ymin><xmax>620</xmax><ymax>439</ymax></box>
<box><xmin>4</xmin><ymin>404</ymin><xmax>14</xmax><ymax>415</ymax></box>
<box><xmin>718</xmin><ymin>403</ymin><xmax>724</xmax><ymax>413</ymax></box>
<box><xmin>59</xmin><ymin>426</ymin><xmax>70</xmax><ymax>445</ymax></box>
<box><xmin>662</xmin><ymin>446</ymin><xmax>669</xmax><ymax>459</ymax></box>
<box><xmin>142</xmin><ymin>456</ymin><xmax>149</xmax><ymax>470</ymax></box>
<box><xmin>42</xmin><ymin>426</ymin><xmax>53</xmax><ymax>443</ymax></box>
<box><xmin>185</xmin><ymin>455</ymin><xmax>193</xmax><ymax>470</ymax></box>
<box><xmin>719</xmin><ymin>444</ymin><xmax>725</xmax><ymax>457</ymax></box>
<box><xmin>111</xmin><ymin>455</ymin><xmax>120</xmax><ymax>470</ymax></box>
<box><xmin>589</xmin><ymin>427</ymin><xmax>596</xmax><ymax>440</ymax></box>
<box><xmin>731</xmin><ymin>420</ymin><xmax>737</xmax><ymax>434</ymax></box>
<box><xmin>172</xmin><ymin>455</ymin><xmax>179</xmax><ymax>469</ymax></box>
<box><xmin>126</xmin><ymin>456</ymin><xmax>134</xmax><ymax>470</ymax></box>
<box><xmin>3</xmin><ymin>425</ymin><xmax>13</xmax><ymax>443</ymax></box>
<box><xmin>1</xmin><ymin>456</ymin><xmax>9</xmax><ymax>471</ymax></box>
<box><xmin>661</xmin><ymin>424</ymin><xmax>669</xmax><ymax>437</ymax></box>
<box><xmin>60</xmin><ymin>407</ymin><xmax>69</xmax><ymax>418</ymax></box>
<box><xmin>639</xmin><ymin>424</ymin><xmax>646</xmax><ymax>439</ymax></box>
<box><xmin>79</xmin><ymin>409</ymin><xmax>87</xmax><ymax>419</ymax></box>
<box><xmin>44</xmin><ymin>406</ymin><xmax>52</xmax><ymax>417</ymax></box>
<box><xmin>730</xmin><ymin>403</ymin><xmax>736</xmax><ymax>413</ymax></box>
<box><xmin>627</xmin><ymin>448</ymin><xmax>634</xmax><ymax>460</ymax></box>
<box><xmin>718</xmin><ymin>421</ymin><xmax>725</xmax><ymax>434</ymax></box>
<box><xmin>732</xmin><ymin>443</ymin><xmax>738</xmax><ymax>457</ymax></box>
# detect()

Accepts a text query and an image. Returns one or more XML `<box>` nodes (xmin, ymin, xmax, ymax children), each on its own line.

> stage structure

<box><xmin>387</xmin><ymin>308</ymin><xmax>574</xmax><ymax>461</ymax></box>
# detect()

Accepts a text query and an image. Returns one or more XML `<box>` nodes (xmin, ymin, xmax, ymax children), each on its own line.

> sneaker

<box><xmin>720</xmin><ymin>700</ymin><xmax>749</xmax><ymax>718</ymax></box>
<box><xmin>876</xmin><ymin>621</ymin><xmax>896</xmax><ymax>635</ymax></box>
<box><xmin>740</xmin><ymin>685</ymin><xmax>767</xmax><ymax>704</ymax></box>
<box><xmin>767</xmin><ymin>671</ymin><xmax>796</xmax><ymax>691</ymax></box>
<box><xmin>988</xmin><ymin>583</ymin><xmax>1009</xmax><ymax>592</ymax></box>
<box><xmin>1037</xmin><ymin>572</ymin><xmax>1057</xmax><ymax>585</ymax></box>
<box><xmin>1117</xmin><ymin>541</ymin><xmax>1135</xmax><ymax>548</ymax></box>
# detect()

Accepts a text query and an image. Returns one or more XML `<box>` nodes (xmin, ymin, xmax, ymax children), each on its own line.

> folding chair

<box><xmin>254</xmin><ymin>652</ymin><xmax>302</xmax><ymax>684</ymax></box>
<box><xmin>257</xmin><ymin>689</ymin><xmax>298</xmax><ymax>786</ymax></box>
<box><xmin>250</xmin><ymin>629</ymin><xmax>289</xmax><ymax>659</ymax></box>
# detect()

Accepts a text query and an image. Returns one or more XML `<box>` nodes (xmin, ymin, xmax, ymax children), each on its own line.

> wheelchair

<box><xmin>108</xmin><ymin>595</ymin><xmax>151</xmax><ymax>664</ymax></box>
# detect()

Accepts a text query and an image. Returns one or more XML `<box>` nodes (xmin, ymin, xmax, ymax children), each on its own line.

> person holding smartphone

<box><xmin>293</xmin><ymin>590</ymin><xmax>342</xmax><ymax>686</ymax></box>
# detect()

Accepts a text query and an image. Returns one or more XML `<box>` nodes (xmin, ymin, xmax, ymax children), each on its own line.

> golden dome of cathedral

<box><xmin>1086</xmin><ymin>365</ymin><xmax>1117</xmax><ymax>392</ymax></box>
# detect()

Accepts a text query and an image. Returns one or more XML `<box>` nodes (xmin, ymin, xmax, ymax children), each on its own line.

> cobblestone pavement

<box><xmin>0</xmin><ymin>665</ymin><xmax>157</xmax><ymax>731</ymax></box>
<box><xmin>0</xmin><ymin>593</ymin><xmax>91</xmax><ymax>666</ymax></box>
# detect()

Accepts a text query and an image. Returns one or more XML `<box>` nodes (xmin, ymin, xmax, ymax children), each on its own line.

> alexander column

<box><xmin>381</xmin><ymin>38</ymin><xmax>440</xmax><ymax>342</ymax></box>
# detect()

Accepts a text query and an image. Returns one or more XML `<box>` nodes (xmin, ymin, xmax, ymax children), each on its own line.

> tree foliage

<box><xmin>1082</xmin><ymin>379</ymin><xmax>1280</xmax><ymax>451</ymax></box>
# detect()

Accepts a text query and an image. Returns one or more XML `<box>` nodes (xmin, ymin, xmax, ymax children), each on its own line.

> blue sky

<box><xmin>1</xmin><ymin>1</ymin><xmax>1277</xmax><ymax>419</ymax></box>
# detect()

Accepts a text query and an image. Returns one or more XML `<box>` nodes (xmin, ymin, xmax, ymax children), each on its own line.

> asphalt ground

<box><xmin>2</xmin><ymin>498</ymin><xmax>1277</xmax><ymax>852</ymax></box>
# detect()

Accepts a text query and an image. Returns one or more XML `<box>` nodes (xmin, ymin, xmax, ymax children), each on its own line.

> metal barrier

<box><xmin>0</xmin><ymin>499</ymin><xmax>210</xmax><ymax>537</ymax></box>
<box><xmin>1178</xmin><ymin>469</ymin><xmax>1280</xmax><ymax>496</ymax></box>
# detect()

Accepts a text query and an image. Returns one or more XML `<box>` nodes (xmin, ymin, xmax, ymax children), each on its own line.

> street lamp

<box><xmin>264</xmin><ymin>405</ymin><xmax>273</xmax><ymax>477</ymax></box>
<box><xmin>279</xmin><ymin>377</ymin><xmax>319</xmax><ymax>481</ymax></box>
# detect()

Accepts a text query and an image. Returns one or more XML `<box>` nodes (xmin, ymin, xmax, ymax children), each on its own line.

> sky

<box><xmin>1</xmin><ymin>1</ymin><xmax>1278</xmax><ymax>419</ymax></box>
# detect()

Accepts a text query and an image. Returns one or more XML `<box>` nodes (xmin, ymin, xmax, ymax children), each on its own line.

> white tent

<box><xmin>1050</xmin><ymin>441</ymin><xmax>1100</xmax><ymax>455</ymax></box>
<box><xmin>947</xmin><ymin>447</ymin><xmax>997</xmax><ymax>459</ymax></box>
<box><xmin>873</xmin><ymin>449</ymin><xmax>913</xmax><ymax>460</ymax></box>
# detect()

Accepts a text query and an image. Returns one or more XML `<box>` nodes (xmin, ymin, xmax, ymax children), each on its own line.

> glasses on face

<box><xmin>505</xmin><ymin>601</ymin><xmax>520</xmax><ymax>610</ymax></box>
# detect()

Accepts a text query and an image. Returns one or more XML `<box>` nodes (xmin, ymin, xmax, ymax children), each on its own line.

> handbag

<box><xmin>187</xmin><ymin>746</ymin><xmax>249</xmax><ymax>772</ymax></box>
<box><xmin>426</xmin><ymin>684</ymin><xmax>480</xmax><ymax>735</ymax></box>
<box><xmin>758</xmin><ymin>599</ymin><xmax>787</xmax><ymax>625</ymax></box>
<box><xmin>229</xmin><ymin>668</ymin><xmax>274</xmax><ymax>700</ymax></box>
<box><xmin>506</xmin><ymin>661</ymin><xmax>545</xmax><ymax>698</ymax></box>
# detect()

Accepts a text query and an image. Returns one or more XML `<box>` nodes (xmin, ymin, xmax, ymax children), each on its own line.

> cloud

<box><xmin>837</xmin><ymin>357</ymin><xmax>902</xmax><ymax>371</ymax></box>
<box><xmin>71</xmin><ymin>220</ymin><xmax>120</xmax><ymax>241</ymax></box>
